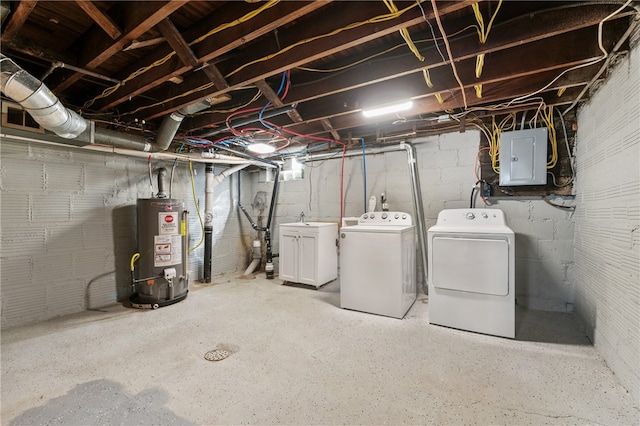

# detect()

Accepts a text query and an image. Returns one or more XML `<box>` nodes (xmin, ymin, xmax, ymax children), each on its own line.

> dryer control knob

<box><xmin>402</xmin><ymin>214</ymin><xmax>407</xmax><ymax>219</ymax></box>
<box><xmin>381</xmin><ymin>213</ymin><xmax>388</xmax><ymax>219</ymax></box>
<box><xmin>363</xmin><ymin>214</ymin><xmax>368</xmax><ymax>219</ymax></box>
<box><xmin>394</xmin><ymin>213</ymin><xmax>399</xmax><ymax>219</ymax></box>
<box><xmin>466</xmin><ymin>212</ymin><xmax>476</xmax><ymax>220</ymax></box>
<box><xmin>482</xmin><ymin>212</ymin><xmax>488</xmax><ymax>219</ymax></box>
<box><xmin>370</xmin><ymin>213</ymin><xmax>375</xmax><ymax>219</ymax></box>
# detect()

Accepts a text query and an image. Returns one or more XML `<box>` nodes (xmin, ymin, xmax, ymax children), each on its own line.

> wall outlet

<box><xmin>482</xmin><ymin>182</ymin><xmax>491</xmax><ymax>198</ymax></box>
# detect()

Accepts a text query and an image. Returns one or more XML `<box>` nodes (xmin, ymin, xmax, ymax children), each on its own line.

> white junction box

<box><xmin>499</xmin><ymin>127</ymin><xmax>548</xmax><ymax>186</ymax></box>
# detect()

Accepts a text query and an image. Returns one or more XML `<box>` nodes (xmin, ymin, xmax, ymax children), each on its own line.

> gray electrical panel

<box><xmin>499</xmin><ymin>127</ymin><xmax>548</xmax><ymax>186</ymax></box>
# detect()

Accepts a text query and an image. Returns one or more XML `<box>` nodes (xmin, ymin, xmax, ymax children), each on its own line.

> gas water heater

<box><xmin>130</xmin><ymin>181</ymin><xmax>189</xmax><ymax>309</ymax></box>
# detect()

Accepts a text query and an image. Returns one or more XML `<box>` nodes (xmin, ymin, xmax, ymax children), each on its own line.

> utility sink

<box><xmin>280</xmin><ymin>221</ymin><xmax>335</xmax><ymax>228</ymax></box>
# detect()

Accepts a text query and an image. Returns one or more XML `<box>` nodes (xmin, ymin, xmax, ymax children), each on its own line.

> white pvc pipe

<box><xmin>205</xmin><ymin>164</ymin><xmax>250</xmax><ymax>226</ymax></box>
<box><xmin>243</xmin><ymin>258</ymin><xmax>261</xmax><ymax>276</ymax></box>
<box><xmin>82</xmin><ymin>144</ymin><xmax>254</xmax><ymax>165</ymax></box>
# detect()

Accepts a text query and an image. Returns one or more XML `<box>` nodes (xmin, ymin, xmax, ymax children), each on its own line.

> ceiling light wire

<box><xmin>429</xmin><ymin>0</ymin><xmax>468</xmax><ymax>109</ymax></box>
<box><xmin>82</xmin><ymin>0</ymin><xmax>280</xmax><ymax>110</ymax></box>
<box><xmin>509</xmin><ymin>0</ymin><xmax>636</xmax><ymax>110</ymax></box>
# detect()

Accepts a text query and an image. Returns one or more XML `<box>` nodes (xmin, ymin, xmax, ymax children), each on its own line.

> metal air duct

<box><xmin>0</xmin><ymin>54</ymin><xmax>211</xmax><ymax>152</ymax></box>
<box><xmin>1</xmin><ymin>54</ymin><xmax>87</xmax><ymax>138</ymax></box>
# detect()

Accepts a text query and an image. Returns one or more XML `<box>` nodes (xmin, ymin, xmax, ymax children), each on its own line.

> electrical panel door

<box><xmin>499</xmin><ymin>127</ymin><xmax>548</xmax><ymax>186</ymax></box>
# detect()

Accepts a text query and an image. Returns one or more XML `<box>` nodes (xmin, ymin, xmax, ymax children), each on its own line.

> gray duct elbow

<box><xmin>1</xmin><ymin>54</ymin><xmax>212</xmax><ymax>151</ymax></box>
<box><xmin>151</xmin><ymin>99</ymin><xmax>212</xmax><ymax>152</ymax></box>
<box><xmin>1</xmin><ymin>61</ymin><xmax>87</xmax><ymax>139</ymax></box>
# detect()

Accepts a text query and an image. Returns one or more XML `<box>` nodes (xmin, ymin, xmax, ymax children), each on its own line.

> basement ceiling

<box><xmin>0</xmin><ymin>0</ymin><xmax>638</xmax><ymax>153</ymax></box>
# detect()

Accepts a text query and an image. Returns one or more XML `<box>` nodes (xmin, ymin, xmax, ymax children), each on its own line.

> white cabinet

<box><xmin>279</xmin><ymin>222</ymin><xmax>338</xmax><ymax>287</ymax></box>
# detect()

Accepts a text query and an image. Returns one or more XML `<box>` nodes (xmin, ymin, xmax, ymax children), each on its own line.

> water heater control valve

<box><xmin>164</xmin><ymin>268</ymin><xmax>177</xmax><ymax>283</ymax></box>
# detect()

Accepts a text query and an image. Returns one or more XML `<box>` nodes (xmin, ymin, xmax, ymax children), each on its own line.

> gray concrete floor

<box><xmin>1</xmin><ymin>275</ymin><xmax>638</xmax><ymax>425</ymax></box>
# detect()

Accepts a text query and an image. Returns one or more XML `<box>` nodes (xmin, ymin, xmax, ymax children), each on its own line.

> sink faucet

<box><xmin>300</xmin><ymin>211</ymin><xmax>305</xmax><ymax>223</ymax></box>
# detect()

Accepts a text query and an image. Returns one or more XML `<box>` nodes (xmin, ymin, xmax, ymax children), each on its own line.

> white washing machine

<box><xmin>427</xmin><ymin>209</ymin><xmax>515</xmax><ymax>338</ymax></box>
<box><xmin>340</xmin><ymin>212</ymin><xmax>416</xmax><ymax>319</ymax></box>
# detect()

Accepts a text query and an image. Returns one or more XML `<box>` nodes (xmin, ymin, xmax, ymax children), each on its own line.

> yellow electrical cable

<box><xmin>188</xmin><ymin>161</ymin><xmax>205</xmax><ymax>252</ymax></box>
<box><xmin>474</xmin><ymin>84</ymin><xmax>482</xmax><ymax>98</ymax></box>
<box><xmin>189</xmin><ymin>0</ymin><xmax>279</xmax><ymax>46</ymax></box>
<box><xmin>557</xmin><ymin>87</ymin><xmax>566</xmax><ymax>97</ymax></box>
<box><xmin>383</xmin><ymin>0</ymin><xmax>424</xmax><ymax>61</ymax></box>
<box><xmin>130</xmin><ymin>253</ymin><xmax>140</xmax><ymax>271</ymax></box>
<box><xmin>475</xmin><ymin>54</ymin><xmax>485</xmax><ymax>78</ymax></box>
<box><xmin>434</xmin><ymin>93</ymin><xmax>444</xmax><ymax>104</ymax></box>
<box><xmin>296</xmin><ymin>25</ymin><xmax>479</xmax><ymax>73</ymax></box>
<box><xmin>471</xmin><ymin>0</ymin><xmax>502</xmax><ymax>44</ymax></box>
<box><xmin>471</xmin><ymin>0</ymin><xmax>502</xmax><ymax>79</ymax></box>
<box><xmin>225</xmin><ymin>0</ymin><xmax>424</xmax><ymax>79</ymax></box>
<box><xmin>298</xmin><ymin>44</ymin><xmax>405</xmax><ymax>73</ymax></box>
<box><xmin>540</xmin><ymin>105</ymin><xmax>558</xmax><ymax>168</ymax></box>
<box><xmin>488</xmin><ymin>113</ymin><xmax>516</xmax><ymax>174</ymax></box>
<box><xmin>107</xmin><ymin>6</ymin><xmax>478</xmax><ymax>115</ymax></box>
<box><xmin>82</xmin><ymin>0</ymin><xmax>279</xmax><ymax>110</ymax></box>
<box><xmin>122</xmin><ymin>82</ymin><xmax>217</xmax><ymax>117</ymax></box>
<box><xmin>423</xmin><ymin>68</ymin><xmax>434</xmax><ymax>88</ymax></box>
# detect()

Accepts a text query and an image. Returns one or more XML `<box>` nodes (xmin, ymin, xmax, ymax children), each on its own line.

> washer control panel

<box><xmin>436</xmin><ymin>208</ymin><xmax>507</xmax><ymax>228</ymax></box>
<box><xmin>358</xmin><ymin>211</ymin><xmax>412</xmax><ymax>226</ymax></box>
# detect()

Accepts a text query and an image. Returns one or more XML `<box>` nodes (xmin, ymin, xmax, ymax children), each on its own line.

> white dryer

<box><xmin>427</xmin><ymin>209</ymin><xmax>515</xmax><ymax>338</ymax></box>
<box><xmin>340</xmin><ymin>212</ymin><xmax>416</xmax><ymax>319</ymax></box>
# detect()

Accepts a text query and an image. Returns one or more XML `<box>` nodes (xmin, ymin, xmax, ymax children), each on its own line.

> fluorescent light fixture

<box><xmin>362</xmin><ymin>101</ymin><xmax>413</xmax><ymax>118</ymax></box>
<box><xmin>247</xmin><ymin>143</ymin><xmax>276</xmax><ymax>154</ymax></box>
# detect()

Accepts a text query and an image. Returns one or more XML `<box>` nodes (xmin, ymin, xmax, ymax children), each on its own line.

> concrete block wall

<box><xmin>253</xmin><ymin>131</ymin><xmax>575</xmax><ymax>311</ymax></box>
<box><xmin>0</xmin><ymin>139</ymin><xmax>251</xmax><ymax>328</ymax></box>
<box><xmin>574</xmin><ymin>37</ymin><xmax>640</xmax><ymax>401</ymax></box>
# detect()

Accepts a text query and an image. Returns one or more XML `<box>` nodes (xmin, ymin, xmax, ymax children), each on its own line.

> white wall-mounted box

<box><xmin>499</xmin><ymin>127</ymin><xmax>548</xmax><ymax>186</ymax></box>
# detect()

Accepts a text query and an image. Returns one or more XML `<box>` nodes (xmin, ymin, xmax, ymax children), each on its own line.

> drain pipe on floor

<box><xmin>302</xmin><ymin>141</ymin><xmax>429</xmax><ymax>293</ymax></box>
<box><xmin>214</xmin><ymin>145</ymin><xmax>281</xmax><ymax>279</ymax></box>
<box><xmin>204</xmin><ymin>163</ymin><xmax>250</xmax><ymax>282</ymax></box>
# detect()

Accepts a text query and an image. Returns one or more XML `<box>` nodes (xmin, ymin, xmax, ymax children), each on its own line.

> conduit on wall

<box><xmin>302</xmin><ymin>142</ymin><xmax>429</xmax><ymax>293</ymax></box>
<box><xmin>204</xmin><ymin>163</ymin><xmax>250</xmax><ymax>282</ymax></box>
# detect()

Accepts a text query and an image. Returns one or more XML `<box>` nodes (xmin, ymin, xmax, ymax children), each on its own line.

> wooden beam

<box><xmin>156</xmin><ymin>18</ymin><xmax>198</xmax><ymax>67</ymax></box>
<box><xmin>0</xmin><ymin>0</ymin><xmax>38</xmax><ymax>43</ymax></box>
<box><xmin>74</xmin><ymin>0</ymin><xmax>122</xmax><ymax>40</ymax></box>
<box><xmin>319</xmin><ymin>119</ymin><xmax>341</xmax><ymax>141</ymax></box>
<box><xmin>254</xmin><ymin>79</ymin><xmax>303</xmax><ymax>123</ymax></box>
<box><xmin>91</xmin><ymin>1</ymin><xmax>330</xmax><ymax>111</ymax></box>
<box><xmin>1</xmin><ymin>34</ymin><xmax>78</xmax><ymax>66</ymax></box>
<box><xmin>290</xmin><ymin>69</ymin><xmax>597</xmax><ymax>136</ymax></box>
<box><xmin>287</xmin><ymin>4</ymin><xmax>627</xmax><ymax>104</ymax></box>
<box><xmin>53</xmin><ymin>0</ymin><xmax>187</xmax><ymax>92</ymax></box>
<box><xmin>135</xmin><ymin>1</ymin><xmax>473</xmax><ymax>119</ymax></box>
<box><xmin>156</xmin><ymin>17</ymin><xmax>230</xmax><ymax>91</ymax></box>
<box><xmin>185</xmin><ymin>19</ymin><xmax>607</xmax><ymax>132</ymax></box>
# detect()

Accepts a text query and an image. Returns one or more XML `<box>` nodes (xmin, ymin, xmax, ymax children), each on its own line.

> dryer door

<box><xmin>431</xmin><ymin>235</ymin><xmax>509</xmax><ymax>296</ymax></box>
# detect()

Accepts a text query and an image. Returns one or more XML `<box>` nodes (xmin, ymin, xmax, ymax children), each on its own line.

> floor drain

<box><xmin>204</xmin><ymin>349</ymin><xmax>229</xmax><ymax>361</ymax></box>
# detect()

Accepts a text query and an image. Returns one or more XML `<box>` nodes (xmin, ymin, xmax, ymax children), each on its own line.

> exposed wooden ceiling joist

<box><xmin>135</xmin><ymin>1</ymin><xmax>475</xmax><ymax>120</ymax></box>
<box><xmin>0</xmin><ymin>0</ymin><xmax>38</xmax><ymax>43</ymax></box>
<box><xmin>53</xmin><ymin>1</ymin><xmax>188</xmax><ymax>93</ymax></box>
<box><xmin>91</xmin><ymin>1</ymin><xmax>331</xmax><ymax>111</ymax></box>
<box><xmin>74</xmin><ymin>0</ymin><xmax>122</xmax><ymax>40</ymax></box>
<box><xmin>0</xmin><ymin>0</ymin><xmax>636</xmax><ymax>150</ymax></box>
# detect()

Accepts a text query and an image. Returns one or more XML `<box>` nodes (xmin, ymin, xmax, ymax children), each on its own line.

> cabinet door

<box><xmin>298</xmin><ymin>233</ymin><xmax>317</xmax><ymax>285</ymax></box>
<box><xmin>279</xmin><ymin>232</ymin><xmax>299</xmax><ymax>281</ymax></box>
